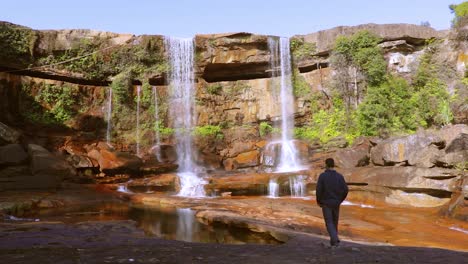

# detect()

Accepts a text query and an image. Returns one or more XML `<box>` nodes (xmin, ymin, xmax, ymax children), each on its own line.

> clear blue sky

<box><xmin>0</xmin><ymin>0</ymin><xmax>463</xmax><ymax>37</ymax></box>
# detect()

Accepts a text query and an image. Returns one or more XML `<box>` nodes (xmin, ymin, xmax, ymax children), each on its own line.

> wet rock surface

<box><xmin>1</xmin><ymin>185</ymin><xmax>467</xmax><ymax>263</ymax></box>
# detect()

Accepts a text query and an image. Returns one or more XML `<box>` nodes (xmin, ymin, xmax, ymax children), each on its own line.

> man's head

<box><xmin>325</xmin><ymin>158</ymin><xmax>335</xmax><ymax>169</ymax></box>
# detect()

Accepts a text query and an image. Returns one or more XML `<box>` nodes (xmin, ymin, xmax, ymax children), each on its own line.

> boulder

<box><xmin>0</xmin><ymin>122</ymin><xmax>20</xmax><ymax>145</ymax></box>
<box><xmin>407</xmin><ymin>145</ymin><xmax>442</xmax><ymax>168</ymax></box>
<box><xmin>0</xmin><ymin>144</ymin><xmax>28</xmax><ymax>166</ymax></box>
<box><xmin>334</xmin><ymin>138</ymin><xmax>370</xmax><ymax>168</ymax></box>
<box><xmin>445</xmin><ymin>133</ymin><xmax>468</xmax><ymax>153</ymax></box>
<box><xmin>436</xmin><ymin>151</ymin><xmax>468</xmax><ymax>168</ymax></box>
<box><xmin>28</xmin><ymin>144</ymin><xmax>76</xmax><ymax>182</ymax></box>
<box><xmin>437</xmin><ymin>124</ymin><xmax>468</xmax><ymax>149</ymax></box>
<box><xmin>86</xmin><ymin>142</ymin><xmax>143</xmax><ymax>175</ymax></box>
<box><xmin>66</xmin><ymin>154</ymin><xmax>99</xmax><ymax>169</ymax></box>
<box><xmin>370</xmin><ymin>132</ymin><xmax>444</xmax><ymax>166</ymax></box>
<box><xmin>232</xmin><ymin>150</ymin><xmax>260</xmax><ymax>168</ymax></box>
<box><xmin>342</xmin><ymin>167</ymin><xmax>462</xmax><ymax>193</ymax></box>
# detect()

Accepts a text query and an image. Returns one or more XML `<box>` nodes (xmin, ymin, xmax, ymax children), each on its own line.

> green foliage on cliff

<box><xmin>290</xmin><ymin>38</ymin><xmax>317</xmax><ymax>61</ymax></box>
<box><xmin>411</xmin><ymin>42</ymin><xmax>453</xmax><ymax>127</ymax></box>
<box><xmin>111</xmin><ymin>70</ymin><xmax>134</xmax><ymax>109</ymax></box>
<box><xmin>294</xmin><ymin>108</ymin><xmax>345</xmax><ymax>143</ymax></box>
<box><xmin>357</xmin><ymin>76</ymin><xmax>418</xmax><ymax>136</ymax></box>
<box><xmin>0</xmin><ymin>23</ymin><xmax>37</xmax><ymax>65</ymax></box>
<box><xmin>259</xmin><ymin>122</ymin><xmax>273</xmax><ymax>137</ymax></box>
<box><xmin>292</xmin><ymin>69</ymin><xmax>311</xmax><ymax>97</ymax></box>
<box><xmin>450</xmin><ymin>2</ymin><xmax>468</xmax><ymax>25</ymax></box>
<box><xmin>154</xmin><ymin>121</ymin><xmax>174</xmax><ymax>137</ymax></box>
<box><xmin>20</xmin><ymin>83</ymin><xmax>79</xmax><ymax>125</ymax></box>
<box><xmin>334</xmin><ymin>30</ymin><xmax>387</xmax><ymax>86</ymax></box>
<box><xmin>37</xmin><ymin>35</ymin><xmax>167</xmax><ymax>81</ymax></box>
<box><xmin>206</xmin><ymin>83</ymin><xmax>223</xmax><ymax>95</ymax></box>
<box><xmin>194</xmin><ymin>125</ymin><xmax>223</xmax><ymax>139</ymax></box>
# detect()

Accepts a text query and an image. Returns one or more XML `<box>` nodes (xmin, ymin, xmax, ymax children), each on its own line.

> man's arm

<box><xmin>340</xmin><ymin>175</ymin><xmax>348</xmax><ymax>202</ymax></box>
<box><xmin>316</xmin><ymin>174</ymin><xmax>324</xmax><ymax>207</ymax></box>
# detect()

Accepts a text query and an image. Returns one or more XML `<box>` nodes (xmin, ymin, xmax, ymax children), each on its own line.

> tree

<box><xmin>330</xmin><ymin>30</ymin><xmax>387</xmax><ymax>130</ymax></box>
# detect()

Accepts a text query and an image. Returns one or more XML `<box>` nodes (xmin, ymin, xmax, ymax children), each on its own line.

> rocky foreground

<box><xmin>1</xmin><ymin>184</ymin><xmax>467</xmax><ymax>264</ymax></box>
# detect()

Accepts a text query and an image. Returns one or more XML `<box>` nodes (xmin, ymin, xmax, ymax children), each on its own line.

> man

<box><xmin>316</xmin><ymin>158</ymin><xmax>348</xmax><ymax>248</ymax></box>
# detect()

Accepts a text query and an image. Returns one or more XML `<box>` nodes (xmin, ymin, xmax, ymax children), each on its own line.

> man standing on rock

<box><xmin>316</xmin><ymin>158</ymin><xmax>348</xmax><ymax>248</ymax></box>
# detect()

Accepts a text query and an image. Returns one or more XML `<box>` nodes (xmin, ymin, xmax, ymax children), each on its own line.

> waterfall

<box><xmin>268</xmin><ymin>178</ymin><xmax>279</xmax><ymax>197</ymax></box>
<box><xmin>289</xmin><ymin>175</ymin><xmax>306</xmax><ymax>197</ymax></box>
<box><xmin>106</xmin><ymin>86</ymin><xmax>113</xmax><ymax>144</ymax></box>
<box><xmin>267</xmin><ymin>37</ymin><xmax>301</xmax><ymax>172</ymax></box>
<box><xmin>136</xmin><ymin>85</ymin><xmax>141</xmax><ymax>157</ymax></box>
<box><xmin>165</xmin><ymin>37</ymin><xmax>206</xmax><ymax>197</ymax></box>
<box><xmin>152</xmin><ymin>86</ymin><xmax>162</xmax><ymax>162</ymax></box>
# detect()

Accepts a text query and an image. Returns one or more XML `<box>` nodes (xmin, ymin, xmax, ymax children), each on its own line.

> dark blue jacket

<box><xmin>316</xmin><ymin>169</ymin><xmax>348</xmax><ymax>207</ymax></box>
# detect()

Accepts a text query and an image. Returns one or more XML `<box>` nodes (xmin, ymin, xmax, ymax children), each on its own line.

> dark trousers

<box><xmin>321</xmin><ymin>205</ymin><xmax>340</xmax><ymax>245</ymax></box>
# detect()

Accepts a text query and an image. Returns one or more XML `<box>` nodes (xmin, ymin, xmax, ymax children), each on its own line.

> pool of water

<box><xmin>6</xmin><ymin>202</ymin><xmax>281</xmax><ymax>245</ymax></box>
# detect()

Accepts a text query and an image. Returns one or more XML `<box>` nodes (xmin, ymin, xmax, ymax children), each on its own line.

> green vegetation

<box><xmin>194</xmin><ymin>125</ymin><xmax>223</xmax><ymax>139</ymax></box>
<box><xmin>37</xmin><ymin>35</ymin><xmax>167</xmax><ymax>81</ymax></box>
<box><xmin>334</xmin><ymin>30</ymin><xmax>387</xmax><ymax>87</ymax></box>
<box><xmin>154</xmin><ymin>121</ymin><xmax>174</xmax><ymax>138</ymax></box>
<box><xmin>111</xmin><ymin>70</ymin><xmax>134</xmax><ymax>109</ymax></box>
<box><xmin>357</xmin><ymin>76</ymin><xmax>418</xmax><ymax>136</ymax></box>
<box><xmin>259</xmin><ymin>122</ymin><xmax>273</xmax><ymax>137</ymax></box>
<box><xmin>450</xmin><ymin>2</ymin><xmax>468</xmax><ymax>25</ymax></box>
<box><xmin>0</xmin><ymin>22</ymin><xmax>37</xmax><ymax>65</ymax></box>
<box><xmin>297</xmin><ymin>29</ymin><xmax>455</xmax><ymax>144</ymax></box>
<box><xmin>206</xmin><ymin>83</ymin><xmax>223</xmax><ymax>95</ymax></box>
<box><xmin>290</xmin><ymin>38</ymin><xmax>317</xmax><ymax>61</ymax></box>
<box><xmin>292</xmin><ymin>69</ymin><xmax>311</xmax><ymax>97</ymax></box>
<box><xmin>226</xmin><ymin>81</ymin><xmax>250</xmax><ymax>95</ymax></box>
<box><xmin>20</xmin><ymin>83</ymin><xmax>79</xmax><ymax>125</ymax></box>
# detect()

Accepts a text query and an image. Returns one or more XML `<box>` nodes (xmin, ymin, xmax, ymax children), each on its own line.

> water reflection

<box><xmin>17</xmin><ymin>202</ymin><xmax>281</xmax><ymax>245</ymax></box>
<box><xmin>131</xmin><ymin>206</ymin><xmax>281</xmax><ymax>244</ymax></box>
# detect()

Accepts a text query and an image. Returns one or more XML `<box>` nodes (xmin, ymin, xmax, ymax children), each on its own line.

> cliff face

<box><xmin>0</xmin><ymin>21</ymin><xmax>466</xmax><ymax>171</ymax></box>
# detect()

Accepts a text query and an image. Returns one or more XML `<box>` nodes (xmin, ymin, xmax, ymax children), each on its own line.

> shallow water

<box><xmin>9</xmin><ymin>202</ymin><xmax>281</xmax><ymax>245</ymax></box>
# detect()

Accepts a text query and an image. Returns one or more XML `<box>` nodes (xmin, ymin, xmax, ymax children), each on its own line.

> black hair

<box><xmin>325</xmin><ymin>158</ymin><xmax>335</xmax><ymax>168</ymax></box>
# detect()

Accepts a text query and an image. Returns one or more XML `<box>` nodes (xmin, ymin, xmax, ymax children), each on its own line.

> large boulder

<box><xmin>223</xmin><ymin>150</ymin><xmax>260</xmax><ymax>170</ymax></box>
<box><xmin>370</xmin><ymin>131</ymin><xmax>444</xmax><ymax>166</ymax></box>
<box><xmin>342</xmin><ymin>167</ymin><xmax>462</xmax><ymax>193</ymax></box>
<box><xmin>0</xmin><ymin>122</ymin><xmax>21</xmax><ymax>145</ymax></box>
<box><xmin>87</xmin><ymin>142</ymin><xmax>142</xmax><ymax>175</ymax></box>
<box><xmin>28</xmin><ymin>144</ymin><xmax>75</xmax><ymax>181</ymax></box>
<box><xmin>0</xmin><ymin>144</ymin><xmax>28</xmax><ymax>166</ymax></box>
<box><xmin>437</xmin><ymin>124</ymin><xmax>468</xmax><ymax>148</ymax></box>
<box><xmin>436</xmin><ymin>125</ymin><xmax>468</xmax><ymax>168</ymax></box>
<box><xmin>66</xmin><ymin>154</ymin><xmax>99</xmax><ymax>169</ymax></box>
<box><xmin>334</xmin><ymin>137</ymin><xmax>371</xmax><ymax>168</ymax></box>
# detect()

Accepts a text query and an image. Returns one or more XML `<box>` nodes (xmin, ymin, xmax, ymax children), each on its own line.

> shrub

<box><xmin>290</xmin><ymin>38</ymin><xmax>317</xmax><ymax>61</ymax></box>
<box><xmin>259</xmin><ymin>122</ymin><xmax>273</xmax><ymax>137</ymax></box>
<box><xmin>194</xmin><ymin>125</ymin><xmax>223</xmax><ymax>138</ymax></box>
<box><xmin>206</xmin><ymin>83</ymin><xmax>223</xmax><ymax>95</ymax></box>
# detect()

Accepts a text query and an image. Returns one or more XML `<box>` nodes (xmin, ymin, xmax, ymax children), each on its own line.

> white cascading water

<box><xmin>165</xmin><ymin>37</ymin><xmax>206</xmax><ymax>197</ymax></box>
<box><xmin>268</xmin><ymin>178</ymin><xmax>279</xmax><ymax>197</ymax></box>
<box><xmin>277</xmin><ymin>37</ymin><xmax>301</xmax><ymax>171</ymax></box>
<box><xmin>152</xmin><ymin>86</ymin><xmax>162</xmax><ymax>162</ymax></box>
<box><xmin>106</xmin><ymin>86</ymin><xmax>113</xmax><ymax>144</ymax></box>
<box><xmin>289</xmin><ymin>175</ymin><xmax>306</xmax><ymax>197</ymax></box>
<box><xmin>136</xmin><ymin>85</ymin><xmax>141</xmax><ymax>156</ymax></box>
<box><xmin>267</xmin><ymin>37</ymin><xmax>305</xmax><ymax>197</ymax></box>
